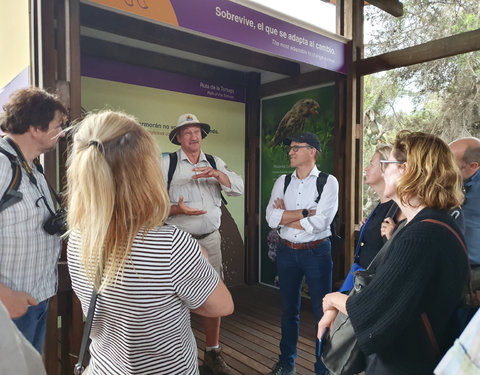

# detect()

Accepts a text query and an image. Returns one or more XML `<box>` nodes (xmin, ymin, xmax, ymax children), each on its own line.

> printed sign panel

<box><xmin>86</xmin><ymin>0</ymin><xmax>346</xmax><ymax>73</ymax></box>
<box><xmin>81</xmin><ymin>56</ymin><xmax>246</xmax><ymax>285</ymax></box>
<box><xmin>260</xmin><ymin>85</ymin><xmax>335</xmax><ymax>287</ymax></box>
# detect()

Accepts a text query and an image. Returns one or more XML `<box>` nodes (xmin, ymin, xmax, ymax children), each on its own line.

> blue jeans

<box><xmin>276</xmin><ymin>239</ymin><xmax>332</xmax><ymax>373</ymax></box>
<box><xmin>12</xmin><ymin>299</ymin><xmax>49</xmax><ymax>353</ymax></box>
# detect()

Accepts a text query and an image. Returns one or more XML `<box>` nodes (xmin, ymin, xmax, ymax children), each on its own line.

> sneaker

<box><xmin>268</xmin><ymin>362</ymin><xmax>296</xmax><ymax>375</ymax></box>
<box><xmin>200</xmin><ymin>348</ymin><xmax>233</xmax><ymax>375</ymax></box>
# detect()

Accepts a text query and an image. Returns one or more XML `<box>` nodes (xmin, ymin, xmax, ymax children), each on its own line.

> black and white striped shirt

<box><xmin>67</xmin><ymin>225</ymin><xmax>219</xmax><ymax>375</ymax></box>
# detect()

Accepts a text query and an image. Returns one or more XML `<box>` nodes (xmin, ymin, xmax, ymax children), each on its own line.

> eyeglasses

<box><xmin>289</xmin><ymin>145</ymin><xmax>313</xmax><ymax>152</ymax></box>
<box><xmin>380</xmin><ymin>159</ymin><xmax>404</xmax><ymax>170</ymax></box>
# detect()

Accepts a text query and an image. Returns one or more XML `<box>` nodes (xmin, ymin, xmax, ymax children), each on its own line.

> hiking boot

<box><xmin>200</xmin><ymin>348</ymin><xmax>233</xmax><ymax>375</ymax></box>
<box><xmin>268</xmin><ymin>362</ymin><xmax>296</xmax><ymax>375</ymax></box>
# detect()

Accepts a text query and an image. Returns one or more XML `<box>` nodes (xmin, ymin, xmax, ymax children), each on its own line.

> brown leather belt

<box><xmin>192</xmin><ymin>231</ymin><xmax>214</xmax><ymax>240</ymax></box>
<box><xmin>281</xmin><ymin>238</ymin><xmax>327</xmax><ymax>250</ymax></box>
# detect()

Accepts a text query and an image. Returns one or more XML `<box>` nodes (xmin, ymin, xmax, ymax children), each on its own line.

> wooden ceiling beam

<box><xmin>366</xmin><ymin>0</ymin><xmax>403</xmax><ymax>17</ymax></box>
<box><xmin>80</xmin><ymin>4</ymin><xmax>301</xmax><ymax>77</ymax></box>
<box><xmin>259</xmin><ymin>69</ymin><xmax>341</xmax><ymax>98</ymax></box>
<box><xmin>356</xmin><ymin>28</ymin><xmax>480</xmax><ymax>76</ymax></box>
<box><xmin>81</xmin><ymin>36</ymin><xmax>249</xmax><ymax>86</ymax></box>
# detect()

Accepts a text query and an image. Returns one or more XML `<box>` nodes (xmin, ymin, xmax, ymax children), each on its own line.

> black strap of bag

<box><xmin>422</xmin><ymin>219</ymin><xmax>477</xmax><ymax>304</ymax></box>
<box><xmin>4</xmin><ymin>137</ymin><xmax>63</xmax><ymax>209</ymax></box>
<box><xmin>74</xmin><ymin>289</ymin><xmax>98</xmax><ymax>375</ymax></box>
<box><xmin>419</xmin><ymin>219</ymin><xmax>478</xmax><ymax>363</ymax></box>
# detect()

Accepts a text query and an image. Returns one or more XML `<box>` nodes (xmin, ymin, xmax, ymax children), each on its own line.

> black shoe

<box><xmin>268</xmin><ymin>362</ymin><xmax>296</xmax><ymax>375</ymax></box>
<box><xmin>200</xmin><ymin>348</ymin><xmax>233</xmax><ymax>375</ymax></box>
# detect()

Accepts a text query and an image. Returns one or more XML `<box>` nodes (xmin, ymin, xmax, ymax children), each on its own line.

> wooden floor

<box><xmin>193</xmin><ymin>284</ymin><xmax>318</xmax><ymax>375</ymax></box>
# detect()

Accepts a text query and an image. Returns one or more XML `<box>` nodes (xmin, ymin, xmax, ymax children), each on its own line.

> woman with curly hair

<box><xmin>319</xmin><ymin>131</ymin><xmax>468</xmax><ymax>374</ymax></box>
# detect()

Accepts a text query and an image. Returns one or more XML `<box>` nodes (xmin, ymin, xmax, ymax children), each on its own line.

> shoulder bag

<box><xmin>321</xmin><ymin>221</ymin><xmax>405</xmax><ymax>375</ymax></box>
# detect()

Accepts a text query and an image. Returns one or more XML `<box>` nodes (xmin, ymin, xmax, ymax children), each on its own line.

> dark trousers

<box><xmin>276</xmin><ymin>239</ymin><xmax>332</xmax><ymax>373</ymax></box>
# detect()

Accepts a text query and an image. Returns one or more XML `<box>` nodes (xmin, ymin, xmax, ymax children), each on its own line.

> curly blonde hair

<box><xmin>393</xmin><ymin>131</ymin><xmax>464</xmax><ymax>211</ymax></box>
<box><xmin>66</xmin><ymin>110</ymin><xmax>170</xmax><ymax>291</ymax></box>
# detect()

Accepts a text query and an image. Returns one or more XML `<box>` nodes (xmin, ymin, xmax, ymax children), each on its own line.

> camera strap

<box><xmin>4</xmin><ymin>137</ymin><xmax>59</xmax><ymax>212</ymax></box>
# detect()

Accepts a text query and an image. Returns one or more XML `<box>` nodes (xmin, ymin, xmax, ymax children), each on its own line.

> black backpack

<box><xmin>167</xmin><ymin>152</ymin><xmax>227</xmax><ymax>205</ymax></box>
<box><xmin>0</xmin><ymin>147</ymin><xmax>24</xmax><ymax>213</ymax></box>
<box><xmin>283</xmin><ymin>171</ymin><xmax>340</xmax><ymax>239</ymax></box>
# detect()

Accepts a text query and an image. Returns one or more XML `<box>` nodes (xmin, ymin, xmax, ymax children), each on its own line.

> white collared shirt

<box><xmin>266</xmin><ymin>165</ymin><xmax>339</xmax><ymax>243</ymax></box>
<box><xmin>161</xmin><ymin>149</ymin><xmax>244</xmax><ymax>236</ymax></box>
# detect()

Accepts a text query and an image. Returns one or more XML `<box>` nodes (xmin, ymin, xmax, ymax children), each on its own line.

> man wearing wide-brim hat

<box><xmin>162</xmin><ymin>113</ymin><xmax>244</xmax><ymax>375</ymax></box>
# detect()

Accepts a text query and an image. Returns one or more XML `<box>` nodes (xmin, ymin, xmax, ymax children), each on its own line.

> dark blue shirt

<box><xmin>463</xmin><ymin>169</ymin><xmax>480</xmax><ymax>265</ymax></box>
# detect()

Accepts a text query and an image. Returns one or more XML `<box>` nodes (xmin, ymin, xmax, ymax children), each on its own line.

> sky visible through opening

<box><xmin>247</xmin><ymin>0</ymin><xmax>336</xmax><ymax>34</ymax></box>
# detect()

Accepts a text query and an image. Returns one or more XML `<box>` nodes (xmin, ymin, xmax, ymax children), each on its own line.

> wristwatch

<box><xmin>302</xmin><ymin>209</ymin><xmax>309</xmax><ymax>218</ymax></box>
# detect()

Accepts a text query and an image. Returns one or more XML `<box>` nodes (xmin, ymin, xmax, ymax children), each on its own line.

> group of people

<box><xmin>0</xmin><ymin>87</ymin><xmax>242</xmax><ymax>375</ymax></box>
<box><xmin>1</xmin><ymin>86</ymin><xmax>479</xmax><ymax>375</ymax></box>
<box><xmin>266</xmin><ymin>129</ymin><xmax>480</xmax><ymax>375</ymax></box>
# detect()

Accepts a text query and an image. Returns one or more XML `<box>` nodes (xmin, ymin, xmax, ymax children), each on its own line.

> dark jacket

<box><xmin>347</xmin><ymin>208</ymin><xmax>469</xmax><ymax>375</ymax></box>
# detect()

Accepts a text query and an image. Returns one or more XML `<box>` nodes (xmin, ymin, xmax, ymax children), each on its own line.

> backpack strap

<box><xmin>282</xmin><ymin>170</ymin><xmax>340</xmax><ymax>239</ymax></box>
<box><xmin>0</xmin><ymin>147</ymin><xmax>23</xmax><ymax>213</ymax></box>
<box><xmin>205</xmin><ymin>154</ymin><xmax>227</xmax><ymax>205</ymax></box>
<box><xmin>167</xmin><ymin>151</ymin><xmax>227</xmax><ymax>205</ymax></box>
<box><xmin>283</xmin><ymin>173</ymin><xmax>292</xmax><ymax>196</ymax></box>
<box><xmin>283</xmin><ymin>172</ymin><xmax>328</xmax><ymax>202</ymax></box>
<box><xmin>167</xmin><ymin>152</ymin><xmax>178</xmax><ymax>192</ymax></box>
<box><xmin>315</xmin><ymin>172</ymin><xmax>329</xmax><ymax>203</ymax></box>
<box><xmin>205</xmin><ymin>153</ymin><xmax>217</xmax><ymax>170</ymax></box>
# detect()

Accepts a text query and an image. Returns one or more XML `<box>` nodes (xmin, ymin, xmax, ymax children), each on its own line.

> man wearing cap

<box><xmin>449</xmin><ymin>137</ymin><xmax>480</xmax><ymax>290</ymax></box>
<box><xmin>266</xmin><ymin>132</ymin><xmax>338</xmax><ymax>375</ymax></box>
<box><xmin>162</xmin><ymin>113</ymin><xmax>243</xmax><ymax>375</ymax></box>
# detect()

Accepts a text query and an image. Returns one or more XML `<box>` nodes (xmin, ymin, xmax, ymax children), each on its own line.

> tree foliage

<box><xmin>364</xmin><ymin>0</ymin><xmax>480</xmax><ymax>140</ymax></box>
<box><xmin>362</xmin><ymin>0</ymin><xmax>480</xmax><ymax>214</ymax></box>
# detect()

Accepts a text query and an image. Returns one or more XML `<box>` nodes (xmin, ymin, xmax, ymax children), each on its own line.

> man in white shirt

<box><xmin>162</xmin><ymin>113</ymin><xmax>244</xmax><ymax>375</ymax></box>
<box><xmin>266</xmin><ymin>132</ymin><xmax>338</xmax><ymax>375</ymax></box>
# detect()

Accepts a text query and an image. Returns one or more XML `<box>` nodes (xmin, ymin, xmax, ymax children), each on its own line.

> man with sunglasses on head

<box><xmin>266</xmin><ymin>132</ymin><xmax>338</xmax><ymax>375</ymax></box>
<box><xmin>0</xmin><ymin>87</ymin><xmax>66</xmax><ymax>353</ymax></box>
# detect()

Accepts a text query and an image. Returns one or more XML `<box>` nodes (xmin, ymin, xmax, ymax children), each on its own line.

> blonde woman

<box><xmin>66</xmin><ymin>111</ymin><xmax>233</xmax><ymax>375</ymax></box>
<box><xmin>319</xmin><ymin>131</ymin><xmax>468</xmax><ymax>374</ymax></box>
<box><xmin>338</xmin><ymin>144</ymin><xmax>399</xmax><ymax>293</ymax></box>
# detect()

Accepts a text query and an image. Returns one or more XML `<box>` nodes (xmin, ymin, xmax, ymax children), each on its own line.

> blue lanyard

<box><xmin>354</xmin><ymin>202</ymin><xmax>380</xmax><ymax>262</ymax></box>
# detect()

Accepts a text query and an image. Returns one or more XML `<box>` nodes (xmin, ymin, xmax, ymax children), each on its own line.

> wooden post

<box><xmin>337</xmin><ymin>0</ymin><xmax>364</xmax><ymax>279</ymax></box>
<box><xmin>245</xmin><ymin>72</ymin><xmax>261</xmax><ymax>285</ymax></box>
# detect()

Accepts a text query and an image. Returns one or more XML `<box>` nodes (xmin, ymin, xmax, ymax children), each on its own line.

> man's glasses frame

<box><xmin>289</xmin><ymin>145</ymin><xmax>313</xmax><ymax>152</ymax></box>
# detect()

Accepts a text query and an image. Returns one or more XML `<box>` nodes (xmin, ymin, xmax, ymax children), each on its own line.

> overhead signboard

<box><xmin>86</xmin><ymin>0</ymin><xmax>346</xmax><ymax>74</ymax></box>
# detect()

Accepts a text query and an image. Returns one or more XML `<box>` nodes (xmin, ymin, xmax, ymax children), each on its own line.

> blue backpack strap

<box><xmin>167</xmin><ymin>152</ymin><xmax>178</xmax><ymax>192</ymax></box>
<box><xmin>0</xmin><ymin>147</ymin><xmax>23</xmax><ymax>213</ymax></box>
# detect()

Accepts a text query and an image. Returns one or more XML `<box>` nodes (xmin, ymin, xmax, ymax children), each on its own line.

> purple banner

<box><xmin>81</xmin><ymin>56</ymin><xmax>246</xmax><ymax>103</ymax></box>
<box><xmin>170</xmin><ymin>0</ymin><xmax>346</xmax><ymax>74</ymax></box>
